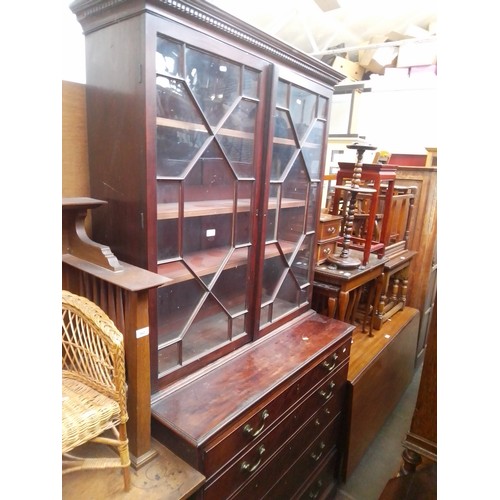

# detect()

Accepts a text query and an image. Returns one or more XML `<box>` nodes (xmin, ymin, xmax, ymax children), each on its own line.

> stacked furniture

<box><xmin>69</xmin><ymin>0</ymin><xmax>355</xmax><ymax>497</ymax></box>
<box><xmin>314</xmin><ymin>157</ymin><xmax>419</xmax><ymax>333</ymax></box>
<box><xmin>328</xmin><ymin>162</ymin><xmax>397</xmax><ymax>265</ymax></box>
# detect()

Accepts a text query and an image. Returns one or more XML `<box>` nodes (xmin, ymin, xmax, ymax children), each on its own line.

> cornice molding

<box><xmin>69</xmin><ymin>0</ymin><xmax>344</xmax><ymax>86</ymax></box>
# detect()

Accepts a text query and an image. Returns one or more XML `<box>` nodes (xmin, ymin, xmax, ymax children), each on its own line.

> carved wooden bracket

<box><xmin>62</xmin><ymin>197</ymin><xmax>124</xmax><ymax>272</ymax></box>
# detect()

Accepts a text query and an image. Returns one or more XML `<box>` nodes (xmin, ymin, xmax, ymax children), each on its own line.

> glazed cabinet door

<box><xmin>258</xmin><ymin>68</ymin><xmax>331</xmax><ymax>336</ymax></box>
<box><xmin>150</xmin><ymin>19</ymin><xmax>270</xmax><ymax>388</ymax></box>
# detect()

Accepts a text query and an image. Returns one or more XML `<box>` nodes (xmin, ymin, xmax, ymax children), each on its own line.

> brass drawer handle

<box><xmin>327</xmin><ymin>226</ymin><xmax>336</xmax><ymax>234</ymax></box>
<box><xmin>243</xmin><ymin>409</ymin><xmax>269</xmax><ymax>437</ymax></box>
<box><xmin>323</xmin><ymin>247</ymin><xmax>332</xmax><ymax>255</ymax></box>
<box><xmin>308</xmin><ymin>479</ymin><xmax>323</xmax><ymax>499</ymax></box>
<box><xmin>319</xmin><ymin>380</ymin><xmax>335</xmax><ymax>400</ymax></box>
<box><xmin>321</xmin><ymin>353</ymin><xmax>339</xmax><ymax>372</ymax></box>
<box><xmin>241</xmin><ymin>444</ymin><xmax>266</xmax><ymax>473</ymax></box>
<box><xmin>310</xmin><ymin>441</ymin><xmax>326</xmax><ymax>462</ymax></box>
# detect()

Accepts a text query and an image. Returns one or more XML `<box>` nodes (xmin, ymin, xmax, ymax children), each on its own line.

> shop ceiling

<box><xmin>206</xmin><ymin>0</ymin><xmax>437</xmax><ymax>78</ymax></box>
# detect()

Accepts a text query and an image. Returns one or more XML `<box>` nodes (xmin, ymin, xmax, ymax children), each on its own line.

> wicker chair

<box><xmin>62</xmin><ymin>290</ymin><xmax>131</xmax><ymax>491</ymax></box>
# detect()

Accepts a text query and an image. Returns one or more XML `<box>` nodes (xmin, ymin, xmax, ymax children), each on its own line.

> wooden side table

<box><xmin>373</xmin><ymin>249</ymin><xmax>417</xmax><ymax>330</ymax></box>
<box><xmin>313</xmin><ymin>250</ymin><xmax>388</xmax><ymax>335</ymax></box>
<box><xmin>329</xmin><ymin>162</ymin><xmax>397</xmax><ymax>264</ymax></box>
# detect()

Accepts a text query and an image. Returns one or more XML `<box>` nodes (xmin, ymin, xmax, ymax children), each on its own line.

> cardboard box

<box><xmin>332</xmin><ymin>56</ymin><xmax>365</xmax><ymax>81</ymax></box>
<box><xmin>409</xmin><ymin>64</ymin><xmax>437</xmax><ymax>77</ymax></box>
<box><xmin>397</xmin><ymin>39</ymin><xmax>437</xmax><ymax>68</ymax></box>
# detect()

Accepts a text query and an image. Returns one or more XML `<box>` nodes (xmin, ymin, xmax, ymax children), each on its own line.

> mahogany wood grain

<box><xmin>152</xmin><ymin>312</ymin><xmax>352</xmax><ymax>444</ymax></box>
<box><xmin>343</xmin><ymin>307</ymin><xmax>420</xmax><ymax>480</ymax></box>
<box><xmin>150</xmin><ymin>311</ymin><xmax>353</xmax><ymax>498</ymax></box>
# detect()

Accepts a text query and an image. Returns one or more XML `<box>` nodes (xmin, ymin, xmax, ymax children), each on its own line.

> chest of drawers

<box><xmin>316</xmin><ymin>214</ymin><xmax>343</xmax><ymax>264</ymax></box>
<box><xmin>151</xmin><ymin>311</ymin><xmax>353</xmax><ymax>499</ymax></box>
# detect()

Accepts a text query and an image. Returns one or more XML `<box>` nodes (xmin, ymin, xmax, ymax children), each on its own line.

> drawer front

<box><xmin>264</xmin><ymin>416</ymin><xmax>342</xmax><ymax>500</ymax></box>
<box><xmin>295</xmin><ymin>449</ymin><xmax>340</xmax><ymax>500</ymax></box>
<box><xmin>204</xmin><ymin>369</ymin><xmax>347</xmax><ymax>500</ymax></box>
<box><xmin>230</xmin><ymin>410</ymin><xmax>342</xmax><ymax>500</ymax></box>
<box><xmin>316</xmin><ymin>240</ymin><xmax>337</xmax><ymax>263</ymax></box>
<box><xmin>318</xmin><ymin>216</ymin><xmax>342</xmax><ymax>241</ymax></box>
<box><xmin>202</xmin><ymin>339</ymin><xmax>351</xmax><ymax>478</ymax></box>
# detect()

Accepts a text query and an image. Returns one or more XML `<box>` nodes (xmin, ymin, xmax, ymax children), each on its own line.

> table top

<box><xmin>314</xmin><ymin>249</ymin><xmax>389</xmax><ymax>288</ymax></box>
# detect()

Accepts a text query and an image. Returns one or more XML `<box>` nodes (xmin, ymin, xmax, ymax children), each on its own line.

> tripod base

<box><xmin>327</xmin><ymin>253</ymin><xmax>361</xmax><ymax>269</ymax></box>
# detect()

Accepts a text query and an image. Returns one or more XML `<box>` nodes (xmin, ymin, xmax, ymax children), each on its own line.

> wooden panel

<box><xmin>343</xmin><ymin>307</ymin><xmax>420</xmax><ymax>480</ymax></box>
<box><xmin>394</xmin><ymin>166</ymin><xmax>437</xmax><ymax>362</ymax></box>
<box><xmin>62</xmin><ymin>80</ymin><xmax>90</xmax><ymax>197</ymax></box>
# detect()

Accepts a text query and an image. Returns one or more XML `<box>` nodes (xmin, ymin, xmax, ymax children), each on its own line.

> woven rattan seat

<box><xmin>62</xmin><ymin>290</ymin><xmax>131</xmax><ymax>491</ymax></box>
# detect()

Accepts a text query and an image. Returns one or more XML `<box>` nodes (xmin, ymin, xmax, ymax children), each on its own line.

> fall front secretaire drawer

<box><xmin>151</xmin><ymin>312</ymin><xmax>354</xmax><ymax>480</ymax></box>
<box><xmin>202</xmin><ymin>337</ymin><xmax>351</xmax><ymax>478</ymax></box>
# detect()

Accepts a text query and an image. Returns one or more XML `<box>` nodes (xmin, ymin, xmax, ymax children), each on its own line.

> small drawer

<box><xmin>202</xmin><ymin>339</ymin><xmax>351</xmax><ymax>478</ymax></box>
<box><xmin>296</xmin><ymin>449</ymin><xmax>340</xmax><ymax>500</ymax></box>
<box><xmin>316</xmin><ymin>240</ymin><xmax>337</xmax><ymax>263</ymax></box>
<box><xmin>204</xmin><ymin>362</ymin><xmax>348</xmax><ymax>500</ymax></box>
<box><xmin>317</xmin><ymin>215</ymin><xmax>342</xmax><ymax>242</ymax></box>
<box><xmin>234</xmin><ymin>412</ymin><xmax>342</xmax><ymax>500</ymax></box>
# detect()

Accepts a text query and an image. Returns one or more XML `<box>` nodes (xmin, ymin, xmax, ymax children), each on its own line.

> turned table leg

<box><xmin>400</xmin><ymin>448</ymin><xmax>422</xmax><ymax>476</ymax></box>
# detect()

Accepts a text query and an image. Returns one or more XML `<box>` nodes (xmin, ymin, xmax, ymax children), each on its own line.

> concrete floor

<box><xmin>335</xmin><ymin>362</ymin><xmax>423</xmax><ymax>500</ymax></box>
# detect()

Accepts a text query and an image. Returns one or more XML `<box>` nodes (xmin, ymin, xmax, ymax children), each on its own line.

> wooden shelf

<box><xmin>157</xmin><ymin>116</ymin><xmax>254</xmax><ymax>140</ymax></box>
<box><xmin>158</xmin><ymin>197</ymin><xmax>306</xmax><ymax>220</ymax></box>
<box><xmin>157</xmin><ymin>241</ymin><xmax>297</xmax><ymax>285</ymax></box>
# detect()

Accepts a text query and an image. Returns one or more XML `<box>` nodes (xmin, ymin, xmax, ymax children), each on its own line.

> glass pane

<box><xmin>157</xmin><ymin>181</ymin><xmax>181</xmax><ymax>261</ymax></box>
<box><xmin>236</xmin><ymin>180</ymin><xmax>253</xmax><ymax>245</ymax></box>
<box><xmin>318</xmin><ymin>95</ymin><xmax>327</xmax><ymax>119</ymax></box>
<box><xmin>157</xmin><ymin>273</ymin><xmax>206</xmax><ymax>346</ymax></box>
<box><xmin>158</xmin><ymin>343</ymin><xmax>180</xmax><ymax>374</ymax></box>
<box><xmin>259</xmin><ymin>304</ymin><xmax>271</xmax><ymax>328</ymax></box>
<box><xmin>306</xmin><ymin>182</ymin><xmax>318</xmax><ymax>233</ymax></box>
<box><xmin>157</xmin><ymin>219</ymin><xmax>179</xmax><ymax>261</ymax></box>
<box><xmin>212</xmin><ymin>248</ymin><xmax>250</xmax><ymax>316</ymax></box>
<box><xmin>272</xmin><ymin>110</ymin><xmax>297</xmax><ymax>181</ymax></box>
<box><xmin>182</xmin><ymin>148</ymin><xmax>236</xmax><ymax>287</ymax></box>
<box><xmin>218</xmin><ymin>99</ymin><xmax>257</xmax><ymax>177</ymax></box>
<box><xmin>232</xmin><ymin>314</ymin><xmax>246</xmax><ymax>337</ymax></box>
<box><xmin>290</xmin><ymin>86</ymin><xmax>317</xmax><ymax>142</ymax></box>
<box><xmin>261</xmin><ymin>243</ymin><xmax>287</xmax><ymax>306</ymax></box>
<box><xmin>291</xmin><ymin>234</ymin><xmax>314</xmax><ymax>287</ymax></box>
<box><xmin>153</xmin><ymin>39</ymin><xmax>262</xmax><ymax>384</ymax></box>
<box><xmin>243</xmin><ymin>68</ymin><xmax>259</xmax><ymax>98</ymax></box>
<box><xmin>156</xmin><ymin>37</ymin><xmax>182</xmax><ymax>77</ymax></box>
<box><xmin>186</xmin><ymin>48</ymin><xmax>240</xmax><ymax>127</ymax></box>
<box><xmin>156</xmin><ymin>78</ymin><xmax>210</xmax><ymax>177</ymax></box>
<box><xmin>266</xmin><ymin>183</ymin><xmax>280</xmax><ymax>243</ymax></box>
<box><xmin>274</xmin><ymin>271</ymin><xmax>300</xmax><ymax>318</ymax></box>
<box><xmin>182</xmin><ymin>295</ymin><xmax>230</xmax><ymax>361</ymax></box>
<box><xmin>276</xmin><ymin>80</ymin><xmax>288</xmax><ymax>108</ymax></box>
<box><xmin>259</xmin><ymin>79</ymin><xmax>325</xmax><ymax>332</ymax></box>
<box><xmin>278</xmin><ymin>157</ymin><xmax>309</xmax><ymax>254</ymax></box>
<box><xmin>302</xmin><ymin>120</ymin><xmax>325</xmax><ymax>181</ymax></box>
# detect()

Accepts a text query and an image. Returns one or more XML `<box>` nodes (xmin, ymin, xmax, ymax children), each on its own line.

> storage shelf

<box><xmin>158</xmin><ymin>197</ymin><xmax>306</xmax><ymax>220</ymax></box>
<box><xmin>157</xmin><ymin>116</ymin><xmax>254</xmax><ymax>140</ymax></box>
<box><xmin>157</xmin><ymin>240</ymin><xmax>296</xmax><ymax>285</ymax></box>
